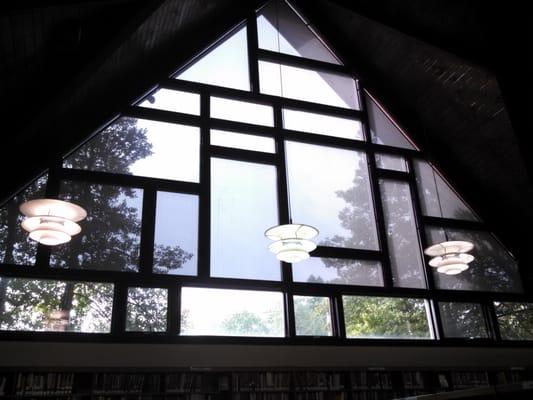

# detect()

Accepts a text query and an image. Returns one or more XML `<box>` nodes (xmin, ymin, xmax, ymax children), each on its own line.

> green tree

<box><xmin>294</xmin><ymin>296</ymin><xmax>331</xmax><ymax>336</ymax></box>
<box><xmin>222</xmin><ymin>310</ymin><xmax>270</xmax><ymax>336</ymax></box>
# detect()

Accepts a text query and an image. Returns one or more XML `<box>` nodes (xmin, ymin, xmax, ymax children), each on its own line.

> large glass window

<box><xmin>438</xmin><ymin>302</ymin><xmax>488</xmax><ymax>339</ymax></box>
<box><xmin>210</xmin><ymin>129</ymin><xmax>276</xmax><ymax>153</ymax></box>
<box><xmin>137</xmin><ymin>88</ymin><xmax>200</xmax><ymax>115</ymax></box>
<box><xmin>211</xmin><ymin>158</ymin><xmax>280</xmax><ymax>281</ymax></box>
<box><xmin>426</xmin><ymin>227</ymin><xmax>522</xmax><ymax>293</ymax></box>
<box><xmin>211</xmin><ymin>97</ymin><xmax>274</xmax><ymax>127</ymax></box>
<box><xmin>50</xmin><ymin>181</ymin><xmax>143</xmax><ymax>273</ymax></box>
<box><xmin>180</xmin><ymin>287</ymin><xmax>284</xmax><ymax>337</ymax></box>
<box><xmin>154</xmin><ymin>192</ymin><xmax>198</xmax><ymax>276</ymax></box>
<box><xmin>0</xmin><ymin>278</ymin><xmax>113</xmax><ymax>333</ymax></box>
<box><xmin>343</xmin><ymin>296</ymin><xmax>431</xmax><ymax>339</ymax></box>
<box><xmin>285</xmin><ymin>141</ymin><xmax>379</xmax><ymax>251</ymax></box>
<box><xmin>294</xmin><ymin>295</ymin><xmax>332</xmax><ymax>336</ymax></box>
<box><xmin>259</xmin><ymin>61</ymin><xmax>359</xmax><ymax>109</ymax></box>
<box><xmin>494</xmin><ymin>302</ymin><xmax>533</xmax><ymax>341</ymax></box>
<box><xmin>292</xmin><ymin>257</ymin><xmax>383</xmax><ymax>287</ymax></box>
<box><xmin>379</xmin><ymin>179</ymin><xmax>426</xmax><ymax>288</ymax></box>
<box><xmin>375</xmin><ymin>153</ymin><xmax>408</xmax><ymax>172</ymax></box>
<box><xmin>282</xmin><ymin>109</ymin><xmax>363</xmax><ymax>140</ymax></box>
<box><xmin>64</xmin><ymin>117</ymin><xmax>200</xmax><ymax>183</ymax></box>
<box><xmin>126</xmin><ymin>287</ymin><xmax>168</xmax><ymax>332</ymax></box>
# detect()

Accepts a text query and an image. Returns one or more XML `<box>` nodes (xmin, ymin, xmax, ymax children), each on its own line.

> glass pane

<box><xmin>64</xmin><ymin>117</ymin><xmax>200</xmax><ymax>183</ymax></box>
<box><xmin>257</xmin><ymin>0</ymin><xmax>339</xmax><ymax>64</ymax></box>
<box><xmin>294</xmin><ymin>296</ymin><xmax>332</xmax><ymax>336</ymax></box>
<box><xmin>426</xmin><ymin>227</ymin><xmax>522</xmax><ymax>293</ymax></box>
<box><xmin>375</xmin><ymin>153</ymin><xmax>408</xmax><ymax>172</ymax></box>
<box><xmin>343</xmin><ymin>296</ymin><xmax>431</xmax><ymax>339</ymax></box>
<box><xmin>126</xmin><ymin>287</ymin><xmax>168</xmax><ymax>332</ymax></box>
<box><xmin>211</xmin><ymin>158</ymin><xmax>280</xmax><ymax>281</ymax></box>
<box><xmin>154</xmin><ymin>192</ymin><xmax>198</xmax><ymax>276</ymax></box>
<box><xmin>494</xmin><ymin>302</ymin><xmax>533</xmax><ymax>340</ymax></box>
<box><xmin>282</xmin><ymin>109</ymin><xmax>363</xmax><ymax>140</ymax></box>
<box><xmin>0</xmin><ymin>174</ymin><xmax>47</xmax><ymax>266</ymax></box>
<box><xmin>211</xmin><ymin>97</ymin><xmax>274</xmax><ymax>127</ymax></box>
<box><xmin>379</xmin><ymin>179</ymin><xmax>426</xmax><ymax>288</ymax></box>
<box><xmin>259</xmin><ymin>61</ymin><xmax>359</xmax><ymax>109</ymax></box>
<box><xmin>50</xmin><ymin>181</ymin><xmax>143</xmax><ymax>272</ymax></box>
<box><xmin>0</xmin><ymin>278</ymin><xmax>113</xmax><ymax>333</ymax></box>
<box><xmin>180</xmin><ymin>287</ymin><xmax>284</xmax><ymax>337</ymax></box>
<box><xmin>174</xmin><ymin>26</ymin><xmax>250</xmax><ymax>91</ymax></box>
<box><xmin>137</xmin><ymin>88</ymin><xmax>200</xmax><ymax>115</ymax></box>
<box><xmin>292</xmin><ymin>257</ymin><xmax>383</xmax><ymax>287</ymax></box>
<box><xmin>438</xmin><ymin>302</ymin><xmax>488</xmax><ymax>339</ymax></box>
<box><xmin>365</xmin><ymin>93</ymin><xmax>416</xmax><ymax>150</ymax></box>
<box><xmin>286</xmin><ymin>141</ymin><xmax>379</xmax><ymax>250</ymax></box>
<box><xmin>414</xmin><ymin>160</ymin><xmax>479</xmax><ymax>221</ymax></box>
<box><xmin>210</xmin><ymin>129</ymin><xmax>275</xmax><ymax>153</ymax></box>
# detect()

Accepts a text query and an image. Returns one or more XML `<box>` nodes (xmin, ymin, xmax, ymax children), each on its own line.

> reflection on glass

<box><xmin>285</xmin><ymin>141</ymin><xmax>379</xmax><ymax>250</ymax></box>
<box><xmin>211</xmin><ymin>97</ymin><xmax>274</xmax><ymax>127</ymax></box>
<box><xmin>438</xmin><ymin>302</ymin><xmax>488</xmax><ymax>339</ymax></box>
<box><xmin>375</xmin><ymin>153</ymin><xmax>408</xmax><ymax>172</ymax></box>
<box><xmin>126</xmin><ymin>287</ymin><xmax>168</xmax><ymax>332</ymax></box>
<box><xmin>257</xmin><ymin>0</ymin><xmax>339</xmax><ymax>64</ymax></box>
<box><xmin>494</xmin><ymin>302</ymin><xmax>533</xmax><ymax>340</ymax></box>
<box><xmin>282</xmin><ymin>109</ymin><xmax>363</xmax><ymax>140</ymax></box>
<box><xmin>414</xmin><ymin>160</ymin><xmax>479</xmax><ymax>221</ymax></box>
<box><xmin>0</xmin><ymin>278</ymin><xmax>113</xmax><ymax>333</ymax></box>
<box><xmin>343</xmin><ymin>296</ymin><xmax>431</xmax><ymax>339</ymax></box>
<box><xmin>365</xmin><ymin>93</ymin><xmax>416</xmax><ymax>150</ymax></box>
<box><xmin>292</xmin><ymin>257</ymin><xmax>383</xmax><ymax>287</ymax></box>
<box><xmin>294</xmin><ymin>296</ymin><xmax>332</xmax><ymax>336</ymax></box>
<box><xmin>211</xmin><ymin>158</ymin><xmax>280</xmax><ymax>281</ymax></box>
<box><xmin>64</xmin><ymin>117</ymin><xmax>200</xmax><ymax>183</ymax></box>
<box><xmin>137</xmin><ymin>88</ymin><xmax>200</xmax><ymax>115</ymax></box>
<box><xmin>379</xmin><ymin>179</ymin><xmax>426</xmax><ymax>288</ymax></box>
<box><xmin>0</xmin><ymin>174</ymin><xmax>47</xmax><ymax>266</ymax></box>
<box><xmin>210</xmin><ymin>129</ymin><xmax>276</xmax><ymax>153</ymax></box>
<box><xmin>180</xmin><ymin>287</ymin><xmax>284</xmax><ymax>337</ymax></box>
<box><xmin>154</xmin><ymin>192</ymin><xmax>198</xmax><ymax>276</ymax></box>
<box><xmin>50</xmin><ymin>181</ymin><xmax>143</xmax><ymax>272</ymax></box>
<box><xmin>174</xmin><ymin>26</ymin><xmax>250</xmax><ymax>91</ymax></box>
<box><xmin>259</xmin><ymin>61</ymin><xmax>359</xmax><ymax>109</ymax></box>
<box><xmin>426</xmin><ymin>227</ymin><xmax>522</xmax><ymax>293</ymax></box>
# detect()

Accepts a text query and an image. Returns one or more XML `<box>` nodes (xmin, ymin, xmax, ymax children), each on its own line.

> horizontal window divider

<box><xmin>123</xmin><ymin>106</ymin><xmax>201</xmax><ymax>127</ymax></box>
<box><xmin>181</xmin><ymin>277</ymin><xmax>284</xmax><ymax>292</ymax></box>
<box><xmin>209</xmin><ymin>145</ymin><xmax>277</xmax><ymax>164</ymax></box>
<box><xmin>257</xmin><ymin>48</ymin><xmax>349</xmax><ymax>75</ymax></box>
<box><xmin>163</xmin><ymin>78</ymin><xmax>363</xmax><ymax>119</ymax></box>
<box><xmin>430</xmin><ymin>289</ymin><xmax>531</xmax><ymax>303</ymax></box>
<box><xmin>282</xmin><ymin>130</ymin><xmax>367</xmax><ymax>150</ymax></box>
<box><xmin>311</xmin><ymin>246</ymin><xmax>382</xmax><ymax>260</ymax></box>
<box><xmin>291</xmin><ymin>282</ymin><xmax>429</xmax><ymax>298</ymax></box>
<box><xmin>368</xmin><ymin>143</ymin><xmax>420</xmax><ymax>157</ymax></box>
<box><xmin>156</xmin><ymin>82</ymin><xmax>201</xmax><ymax>96</ymax></box>
<box><xmin>375</xmin><ymin>169</ymin><xmax>410</xmax><ymax>180</ymax></box>
<box><xmin>210</xmin><ymin>118</ymin><xmax>279</xmax><ymax>136</ymax></box>
<box><xmin>423</xmin><ymin>216</ymin><xmax>486</xmax><ymax>231</ymax></box>
<box><xmin>59</xmin><ymin>168</ymin><xmax>201</xmax><ymax>194</ymax></box>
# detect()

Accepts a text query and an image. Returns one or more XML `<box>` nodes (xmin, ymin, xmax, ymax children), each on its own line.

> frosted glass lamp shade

<box><xmin>265</xmin><ymin>223</ymin><xmax>319</xmax><ymax>263</ymax></box>
<box><xmin>19</xmin><ymin>199</ymin><xmax>87</xmax><ymax>246</ymax></box>
<box><xmin>424</xmin><ymin>240</ymin><xmax>475</xmax><ymax>275</ymax></box>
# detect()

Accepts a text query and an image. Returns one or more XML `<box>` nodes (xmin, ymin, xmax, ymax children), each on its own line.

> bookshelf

<box><xmin>0</xmin><ymin>368</ymin><xmax>531</xmax><ymax>400</ymax></box>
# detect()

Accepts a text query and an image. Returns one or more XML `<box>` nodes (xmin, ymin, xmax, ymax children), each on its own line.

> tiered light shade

<box><xmin>265</xmin><ymin>223</ymin><xmax>319</xmax><ymax>263</ymax></box>
<box><xmin>424</xmin><ymin>241</ymin><xmax>475</xmax><ymax>275</ymax></box>
<box><xmin>20</xmin><ymin>199</ymin><xmax>87</xmax><ymax>246</ymax></box>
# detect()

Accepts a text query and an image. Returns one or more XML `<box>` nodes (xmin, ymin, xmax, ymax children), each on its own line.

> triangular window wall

<box><xmin>0</xmin><ymin>0</ymin><xmax>528</xmax><ymax>339</ymax></box>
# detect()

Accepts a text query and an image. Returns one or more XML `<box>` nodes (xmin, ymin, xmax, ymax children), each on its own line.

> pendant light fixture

<box><xmin>20</xmin><ymin>199</ymin><xmax>87</xmax><ymax>246</ymax></box>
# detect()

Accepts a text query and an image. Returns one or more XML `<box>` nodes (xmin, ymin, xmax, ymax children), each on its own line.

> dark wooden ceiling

<box><xmin>0</xmin><ymin>0</ymin><xmax>531</xmax><ymax>277</ymax></box>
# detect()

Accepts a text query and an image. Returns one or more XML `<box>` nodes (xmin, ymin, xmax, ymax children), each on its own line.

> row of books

<box><xmin>94</xmin><ymin>373</ymin><xmax>146</xmax><ymax>394</ymax></box>
<box><xmin>165</xmin><ymin>374</ymin><xmax>230</xmax><ymax>393</ymax></box>
<box><xmin>293</xmin><ymin>372</ymin><xmax>344</xmax><ymax>390</ymax></box>
<box><xmin>294</xmin><ymin>391</ymin><xmax>345</xmax><ymax>400</ymax></box>
<box><xmin>450</xmin><ymin>371</ymin><xmax>489</xmax><ymax>389</ymax></box>
<box><xmin>232</xmin><ymin>373</ymin><xmax>290</xmax><ymax>391</ymax></box>
<box><xmin>350</xmin><ymin>371</ymin><xmax>392</xmax><ymax>390</ymax></box>
<box><xmin>14</xmin><ymin>372</ymin><xmax>75</xmax><ymax>395</ymax></box>
<box><xmin>233</xmin><ymin>393</ymin><xmax>290</xmax><ymax>400</ymax></box>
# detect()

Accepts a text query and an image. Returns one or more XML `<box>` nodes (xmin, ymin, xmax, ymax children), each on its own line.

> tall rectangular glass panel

<box><xmin>438</xmin><ymin>302</ymin><xmax>488</xmax><ymax>339</ymax></box>
<box><xmin>282</xmin><ymin>109</ymin><xmax>364</xmax><ymax>140</ymax></box>
<box><xmin>50</xmin><ymin>181</ymin><xmax>143</xmax><ymax>272</ymax></box>
<box><xmin>154</xmin><ymin>192</ymin><xmax>198</xmax><ymax>276</ymax></box>
<box><xmin>180</xmin><ymin>287</ymin><xmax>284</xmax><ymax>337</ymax></box>
<box><xmin>294</xmin><ymin>296</ymin><xmax>332</xmax><ymax>336</ymax></box>
<box><xmin>210</xmin><ymin>97</ymin><xmax>274</xmax><ymax>127</ymax></box>
<box><xmin>0</xmin><ymin>278</ymin><xmax>113</xmax><ymax>333</ymax></box>
<box><xmin>494</xmin><ymin>302</ymin><xmax>533</xmax><ymax>340</ymax></box>
<box><xmin>426</xmin><ymin>227</ymin><xmax>522</xmax><ymax>293</ymax></box>
<box><xmin>285</xmin><ymin>141</ymin><xmax>379</xmax><ymax>250</ymax></box>
<box><xmin>64</xmin><ymin>118</ymin><xmax>200</xmax><ymax>183</ymax></box>
<box><xmin>126</xmin><ymin>287</ymin><xmax>168</xmax><ymax>332</ymax></box>
<box><xmin>292</xmin><ymin>257</ymin><xmax>383</xmax><ymax>287</ymax></box>
<box><xmin>343</xmin><ymin>296</ymin><xmax>431</xmax><ymax>339</ymax></box>
<box><xmin>211</xmin><ymin>158</ymin><xmax>280</xmax><ymax>281</ymax></box>
<box><xmin>379</xmin><ymin>179</ymin><xmax>426</xmax><ymax>288</ymax></box>
<box><xmin>259</xmin><ymin>61</ymin><xmax>359</xmax><ymax>109</ymax></box>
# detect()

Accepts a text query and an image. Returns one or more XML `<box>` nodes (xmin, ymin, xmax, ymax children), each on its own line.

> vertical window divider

<box><xmin>111</xmin><ymin>282</ymin><xmax>128</xmax><ymax>336</ymax></box>
<box><xmin>428</xmin><ymin>299</ymin><xmax>443</xmax><ymax>340</ymax></box>
<box><xmin>246</xmin><ymin>12</ymin><xmax>260</xmax><ymax>93</ymax></box>
<box><xmin>333</xmin><ymin>294</ymin><xmax>347</xmax><ymax>339</ymax></box>
<box><xmin>169</xmin><ymin>284</ymin><xmax>181</xmax><ymax>335</ymax></box>
<box><xmin>138</xmin><ymin>185</ymin><xmax>156</xmax><ymax>276</ymax></box>
<box><xmin>484</xmin><ymin>301</ymin><xmax>502</xmax><ymax>341</ymax></box>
